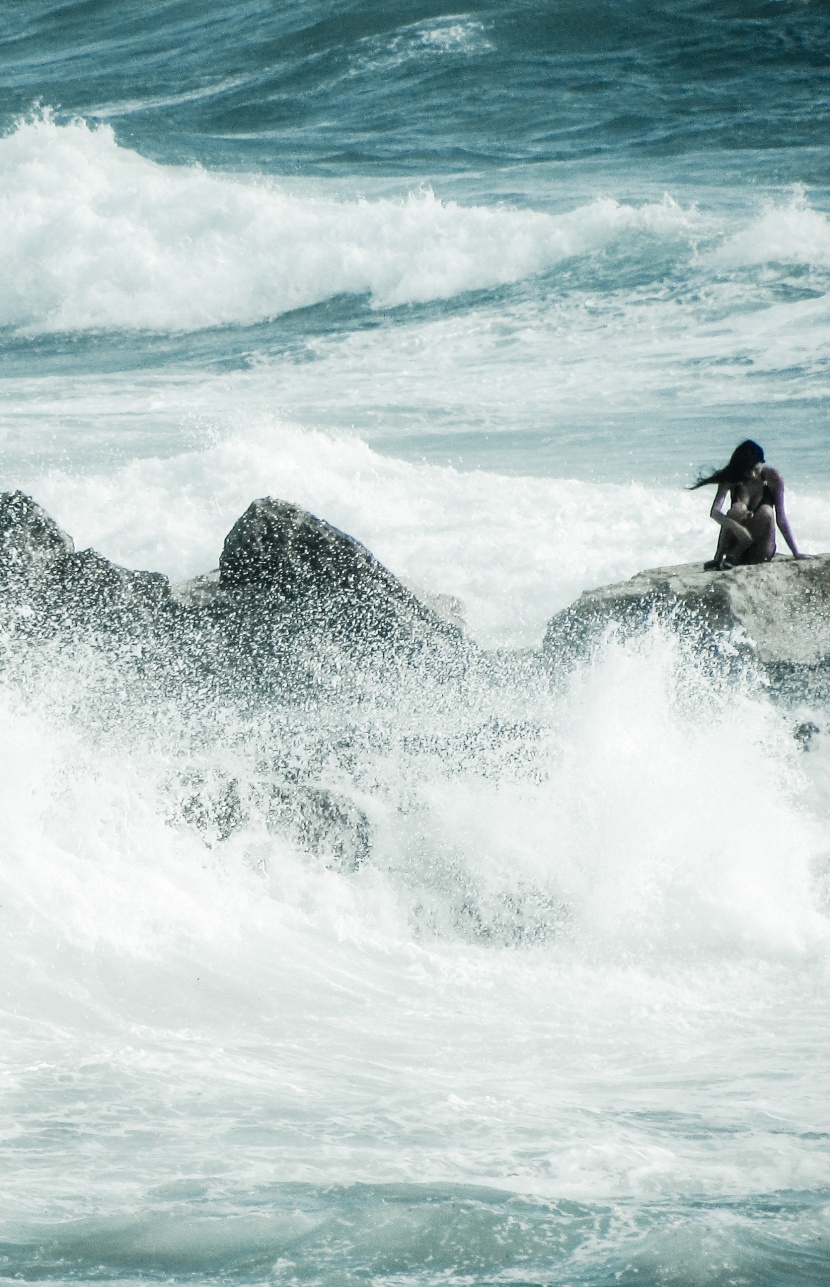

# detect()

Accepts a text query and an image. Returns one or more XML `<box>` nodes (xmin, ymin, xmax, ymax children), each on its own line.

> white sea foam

<box><xmin>713</xmin><ymin>189</ymin><xmax>830</xmax><ymax>269</ymax></box>
<box><xmin>1</xmin><ymin>609</ymin><xmax>829</xmax><ymax>1222</ymax></box>
<box><xmin>359</xmin><ymin>14</ymin><xmax>495</xmax><ymax>68</ymax></box>
<box><xmin>0</xmin><ymin>115</ymin><xmax>699</xmax><ymax>332</ymax></box>
<box><xmin>2</xmin><ymin>626</ymin><xmax>826</xmax><ymax>973</ymax></box>
<box><xmin>415</xmin><ymin>18</ymin><xmax>491</xmax><ymax>51</ymax></box>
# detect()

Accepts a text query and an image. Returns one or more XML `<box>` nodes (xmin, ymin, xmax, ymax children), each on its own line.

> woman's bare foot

<box><xmin>703</xmin><ymin>555</ymin><xmax>735</xmax><ymax>571</ymax></box>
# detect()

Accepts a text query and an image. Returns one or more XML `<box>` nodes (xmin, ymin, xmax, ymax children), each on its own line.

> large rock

<box><xmin>219</xmin><ymin>498</ymin><xmax>371</xmax><ymax>595</ymax></box>
<box><xmin>0</xmin><ymin>492</ymin><xmax>467</xmax><ymax>692</ymax></box>
<box><xmin>0</xmin><ymin>491</ymin><xmax>74</xmax><ymax>582</ymax></box>
<box><xmin>219</xmin><ymin>498</ymin><xmax>426</xmax><ymax>608</ymax></box>
<box><xmin>172</xmin><ymin>771</ymin><xmax>371</xmax><ymax>872</ymax></box>
<box><xmin>544</xmin><ymin>556</ymin><xmax>830</xmax><ymax>665</ymax></box>
<box><xmin>0</xmin><ymin>490</ymin><xmax>170</xmax><ymax>627</ymax></box>
<box><xmin>55</xmin><ymin>549</ymin><xmax>170</xmax><ymax>616</ymax></box>
<box><xmin>202</xmin><ymin>496</ymin><xmax>463</xmax><ymax>651</ymax></box>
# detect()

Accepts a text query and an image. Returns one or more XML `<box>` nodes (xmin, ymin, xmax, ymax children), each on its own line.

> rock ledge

<box><xmin>544</xmin><ymin>555</ymin><xmax>830</xmax><ymax>665</ymax></box>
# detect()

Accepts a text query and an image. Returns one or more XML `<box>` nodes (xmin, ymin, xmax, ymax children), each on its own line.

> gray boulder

<box><xmin>0</xmin><ymin>491</ymin><xmax>74</xmax><ymax>583</ymax></box>
<box><xmin>544</xmin><ymin>555</ymin><xmax>830</xmax><ymax>665</ymax></box>
<box><xmin>199</xmin><ymin>497</ymin><xmax>465</xmax><ymax>655</ymax></box>
<box><xmin>219</xmin><ymin>498</ymin><xmax>443</xmax><ymax>614</ymax></box>
<box><xmin>0</xmin><ymin>489</ymin><xmax>169</xmax><ymax>635</ymax></box>
<box><xmin>219</xmin><ymin>497</ymin><xmax>367</xmax><ymax>595</ymax></box>
<box><xmin>55</xmin><ymin>549</ymin><xmax>170</xmax><ymax>616</ymax></box>
<box><xmin>264</xmin><ymin>784</ymin><xmax>371</xmax><ymax>872</ymax></box>
<box><xmin>0</xmin><ymin>490</ymin><xmax>170</xmax><ymax>628</ymax></box>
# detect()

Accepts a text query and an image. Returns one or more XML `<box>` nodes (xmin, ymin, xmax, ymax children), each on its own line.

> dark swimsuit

<box><xmin>731</xmin><ymin>482</ymin><xmax>775</xmax><ymax>516</ymax></box>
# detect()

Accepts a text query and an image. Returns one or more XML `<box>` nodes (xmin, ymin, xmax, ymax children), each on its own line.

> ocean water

<box><xmin>3</xmin><ymin>2</ymin><xmax>830</xmax><ymax>1282</ymax></box>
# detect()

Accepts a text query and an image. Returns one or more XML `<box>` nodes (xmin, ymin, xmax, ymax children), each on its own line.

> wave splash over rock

<box><xmin>0</xmin><ymin>487</ymin><xmax>827</xmax><ymax>962</ymax></box>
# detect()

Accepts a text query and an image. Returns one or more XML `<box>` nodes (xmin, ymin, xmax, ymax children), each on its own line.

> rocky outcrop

<box><xmin>0</xmin><ymin>492</ymin><xmax>468</xmax><ymax>687</ymax></box>
<box><xmin>0</xmin><ymin>491</ymin><xmax>74</xmax><ymax>579</ymax></box>
<box><xmin>219</xmin><ymin>498</ymin><xmax>378</xmax><ymax>596</ymax></box>
<box><xmin>206</xmin><ymin>496</ymin><xmax>462</xmax><ymax>647</ymax></box>
<box><xmin>164</xmin><ymin>498</ymin><xmax>469</xmax><ymax>695</ymax></box>
<box><xmin>0</xmin><ymin>490</ymin><xmax>170</xmax><ymax>628</ymax></box>
<box><xmin>0</xmin><ymin>491</ymin><xmax>406</xmax><ymax>869</ymax></box>
<box><xmin>544</xmin><ymin>555</ymin><xmax>830</xmax><ymax>666</ymax></box>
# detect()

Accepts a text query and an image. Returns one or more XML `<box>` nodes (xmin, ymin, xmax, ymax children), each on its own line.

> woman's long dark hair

<box><xmin>691</xmin><ymin>439</ymin><xmax>765</xmax><ymax>490</ymax></box>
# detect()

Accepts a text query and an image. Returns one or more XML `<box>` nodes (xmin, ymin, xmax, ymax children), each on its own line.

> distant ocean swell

<box><xmin>2</xmin><ymin>1</ymin><xmax>828</xmax><ymax>167</ymax></box>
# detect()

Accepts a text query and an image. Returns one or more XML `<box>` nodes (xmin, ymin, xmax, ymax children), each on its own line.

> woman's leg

<box><xmin>707</xmin><ymin>502</ymin><xmax>752</xmax><ymax>567</ymax></box>
<box><xmin>738</xmin><ymin>504</ymin><xmax>776</xmax><ymax>564</ymax></box>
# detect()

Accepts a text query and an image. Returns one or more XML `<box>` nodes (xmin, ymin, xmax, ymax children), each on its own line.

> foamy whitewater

<box><xmin>3</xmin><ymin>3</ymin><xmax>830</xmax><ymax>1283</ymax></box>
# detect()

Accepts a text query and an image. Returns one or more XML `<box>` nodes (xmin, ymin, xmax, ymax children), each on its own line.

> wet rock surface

<box><xmin>220</xmin><ymin>497</ymin><xmax>382</xmax><ymax>597</ymax></box>
<box><xmin>544</xmin><ymin>556</ymin><xmax>830</xmax><ymax>666</ymax></box>
<box><xmin>0</xmin><ymin>491</ymin><xmax>171</xmax><ymax>643</ymax></box>
<box><xmin>0</xmin><ymin>491</ymin><xmax>469</xmax><ymax>692</ymax></box>
<box><xmin>0</xmin><ymin>490</ymin><xmax>74</xmax><ymax>579</ymax></box>
<box><xmin>177</xmin><ymin>498</ymin><xmax>466</xmax><ymax>675</ymax></box>
<box><xmin>214</xmin><ymin>497</ymin><xmax>463</xmax><ymax>646</ymax></box>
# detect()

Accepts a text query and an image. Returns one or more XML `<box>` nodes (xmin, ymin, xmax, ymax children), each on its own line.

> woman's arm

<box><xmin>710</xmin><ymin>484</ymin><xmax>752</xmax><ymax>548</ymax></box>
<box><xmin>767</xmin><ymin>468</ymin><xmax>805</xmax><ymax>558</ymax></box>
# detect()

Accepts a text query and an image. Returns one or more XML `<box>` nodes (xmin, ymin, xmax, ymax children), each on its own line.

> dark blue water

<box><xmin>4</xmin><ymin>0</ymin><xmax>830</xmax><ymax>173</ymax></box>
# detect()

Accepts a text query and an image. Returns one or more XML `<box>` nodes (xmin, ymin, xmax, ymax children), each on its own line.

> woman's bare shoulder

<box><xmin>763</xmin><ymin>465</ymin><xmax>785</xmax><ymax>489</ymax></box>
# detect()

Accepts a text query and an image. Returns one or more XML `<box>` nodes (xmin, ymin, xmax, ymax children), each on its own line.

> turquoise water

<box><xmin>3</xmin><ymin>3</ymin><xmax>830</xmax><ymax>1283</ymax></box>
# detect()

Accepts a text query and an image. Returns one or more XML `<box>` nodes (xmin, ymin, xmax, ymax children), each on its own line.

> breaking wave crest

<box><xmin>0</xmin><ymin>114</ymin><xmax>699</xmax><ymax>333</ymax></box>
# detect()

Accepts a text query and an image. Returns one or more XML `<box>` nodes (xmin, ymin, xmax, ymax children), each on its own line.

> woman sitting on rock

<box><xmin>692</xmin><ymin>439</ymin><xmax>804</xmax><ymax>569</ymax></box>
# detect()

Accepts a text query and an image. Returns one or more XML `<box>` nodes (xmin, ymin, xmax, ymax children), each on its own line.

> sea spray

<box><xmin>2</xmin><ymin>612</ymin><xmax>830</xmax><ymax>1262</ymax></box>
<box><xmin>1</xmin><ymin>592</ymin><xmax>825</xmax><ymax>965</ymax></box>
